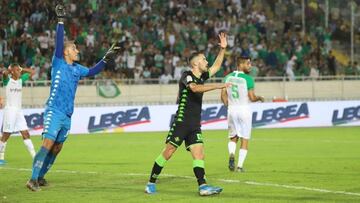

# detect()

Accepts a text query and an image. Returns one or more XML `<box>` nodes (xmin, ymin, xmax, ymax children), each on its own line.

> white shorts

<box><xmin>228</xmin><ymin>106</ymin><xmax>252</xmax><ymax>140</ymax></box>
<box><xmin>2</xmin><ymin>107</ymin><xmax>28</xmax><ymax>133</ymax></box>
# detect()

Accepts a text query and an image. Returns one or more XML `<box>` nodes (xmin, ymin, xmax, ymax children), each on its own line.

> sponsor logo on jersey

<box><xmin>25</xmin><ymin>112</ymin><xmax>44</xmax><ymax>130</ymax></box>
<box><xmin>332</xmin><ymin>105</ymin><xmax>360</xmax><ymax>125</ymax></box>
<box><xmin>253</xmin><ymin>103</ymin><xmax>309</xmax><ymax>127</ymax></box>
<box><xmin>9</xmin><ymin>88</ymin><xmax>22</xmax><ymax>93</ymax></box>
<box><xmin>88</xmin><ymin>107</ymin><xmax>151</xmax><ymax>132</ymax></box>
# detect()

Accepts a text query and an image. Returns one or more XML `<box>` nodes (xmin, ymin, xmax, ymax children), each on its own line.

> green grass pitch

<box><xmin>0</xmin><ymin>127</ymin><xmax>359</xmax><ymax>202</ymax></box>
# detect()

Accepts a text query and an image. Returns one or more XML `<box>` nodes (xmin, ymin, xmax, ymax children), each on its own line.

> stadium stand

<box><xmin>1</xmin><ymin>0</ymin><xmax>360</xmax><ymax>83</ymax></box>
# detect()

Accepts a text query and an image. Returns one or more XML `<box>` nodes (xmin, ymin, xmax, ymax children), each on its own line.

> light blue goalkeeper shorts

<box><xmin>42</xmin><ymin>108</ymin><xmax>71</xmax><ymax>143</ymax></box>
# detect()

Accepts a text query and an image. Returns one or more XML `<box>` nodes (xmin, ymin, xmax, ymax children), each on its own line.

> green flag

<box><xmin>97</xmin><ymin>80</ymin><xmax>121</xmax><ymax>98</ymax></box>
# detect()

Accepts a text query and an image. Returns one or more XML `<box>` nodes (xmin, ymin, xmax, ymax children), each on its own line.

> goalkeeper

<box><xmin>26</xmin><ymin>4</ymin><xmax>122</xmax><ymax>191</ymax></box>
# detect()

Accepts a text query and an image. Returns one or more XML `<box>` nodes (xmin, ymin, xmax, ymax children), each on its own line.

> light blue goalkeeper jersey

<box><xmin>46</xmin><ymin>56</ymin><xmax>89</xmax><ymax>117</ymax></box>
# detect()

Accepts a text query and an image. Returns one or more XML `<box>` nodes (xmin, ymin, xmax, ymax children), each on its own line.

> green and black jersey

<box><xmin>173</xmin><ymin>70</ymin><xmax>210</xmax><ymax>126</ymax></box>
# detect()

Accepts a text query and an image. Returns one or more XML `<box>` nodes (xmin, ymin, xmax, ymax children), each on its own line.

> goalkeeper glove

<box><xmin>55</xmin><ymin>4</ymin><xmax>66</xmax><ymax>22</ymax></box>
<box><xmin>103</xmin><ymin>42</ymin><xmax>124</xmax><ymax>63</ymax></box>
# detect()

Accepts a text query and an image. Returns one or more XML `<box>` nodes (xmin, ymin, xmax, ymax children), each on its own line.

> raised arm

<box><xmin>208</xmin><ymin>32</ymin><xmax>227</xmax><ymax>77</ymax></box>
<box><xmin>2</xmin><ymin>66</ymin><xmax>10</xmax><ymax>80</ymax></box>
<box><xmin>54</xmin><ymin>4</ymin><xmax>66</xmax><ymax>58</ymax></box>
<box><xmin>21</xmin><ymin>67</ymin><xmax>35</xmax><ymax>79</ymax></box>
<box><xmin>86</xmin><ymin>42</ymin><xmax>124</xmax><ymax>77</ymax></box>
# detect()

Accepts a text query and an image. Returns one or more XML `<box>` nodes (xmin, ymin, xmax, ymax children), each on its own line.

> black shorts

<box><xmin>165</xmin><ymin>121</ymin><xmax>204</xmax><ymax>150</ymax></box>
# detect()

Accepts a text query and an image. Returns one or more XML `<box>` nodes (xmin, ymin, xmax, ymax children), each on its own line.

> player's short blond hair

<box><xmin>64</xmin><ymin>40</ymin><xmax>76</xmax><ymax>50</ymax></box>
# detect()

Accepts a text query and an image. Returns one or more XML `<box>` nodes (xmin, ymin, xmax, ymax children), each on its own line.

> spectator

<box><xmin>327</xmin><ymin>50</ymin><xmax>337</xmax><ymax>75</ymax></box>
<box><xmin>285</xmin><ymin>56</ymin><xmax>297</xmax><ymax>81</ymax></box>
<box><xmin>159</xmin><ymin>70</ymin><xmax>173</xmax><ymax>84</ymax></box>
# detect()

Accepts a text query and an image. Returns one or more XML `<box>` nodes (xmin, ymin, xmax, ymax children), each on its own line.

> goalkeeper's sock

<box><xmin>23</xmin><ymin>139</ymin><xmax>36</xmax><ymax>158</ymax></box>
<box><xmin>237</xmin><ymin>149</ymin><xmax>248</xmax><ymax>168</ymax></box>
<box><xmin>39</xmin><ymin>152</ymin><xmax>57</xmax><ymax>178</ymax></box>
<box><xmin>31</xmin><ymin>147</ymin><xmax>49</xmax><ymax>180</ymax></box>
<box><xmin>193</xmin><ymin>159</ymin><xmax>206</xmax><ymax>186</ymax></box>
<box><xmin>0</xmin><ymin>141</ymin><xmax>7</xmax><ymax>160</ymax></box>
<box><xmin>149</xmin><ymin>154</ymin><xmax>167</xmax><ymax>183</ymax></box>
<box><xmin>228</xmin><ymin>141</ymin><xmax>236</xmax><ymax>156</ymax></box>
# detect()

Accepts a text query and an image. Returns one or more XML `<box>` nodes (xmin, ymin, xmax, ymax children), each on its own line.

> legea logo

<box><xmin>88</xmin><ymin>107</ymin><xmax>151</xmax><ymax>132</ymax></box>
<box><xmin>25</xmin><ymin>112</ymin><xmax>44</xmax><ymax>130</ymax></box>
<box><xmin>201</xmin><ymin>105</ymin><xmax>227</xmax><ymax>125</ymax></box>
<box><xmin>332</xmin><ymin>105</ymin><xmax>360</xmax><ymax>125</ymax></box>
<box><xmin>253</xmin><ymin>103</ymin><xmax>309</xmax><ymax>127</ymax></box>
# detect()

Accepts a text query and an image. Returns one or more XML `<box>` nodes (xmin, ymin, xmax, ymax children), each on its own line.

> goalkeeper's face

<box><xmin>64</xmin><ymin>43</ymin><xmax>79</xmax><ymax>62</ymax></box>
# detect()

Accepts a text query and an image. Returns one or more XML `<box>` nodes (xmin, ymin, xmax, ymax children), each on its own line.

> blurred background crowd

<box><xmin>1</xmin><ymin>0</ymin><xmax>360</xmax><ymax>84</ymax></box>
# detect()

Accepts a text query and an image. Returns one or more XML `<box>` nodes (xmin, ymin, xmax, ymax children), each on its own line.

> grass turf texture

<box><xmin>0</xmin><ymin>127</ymin><xmax>359</xmax><ymax>202</ymax></box>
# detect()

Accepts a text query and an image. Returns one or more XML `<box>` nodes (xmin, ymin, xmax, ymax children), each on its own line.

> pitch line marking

<box><xmin>1</xmin><ymin>167</ymin><xmax>359</xmax><ymax>197</ymax></box>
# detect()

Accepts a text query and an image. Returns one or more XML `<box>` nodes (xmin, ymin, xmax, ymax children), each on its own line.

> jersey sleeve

<box><xmin>246</xmin><ymin>75</ymin><xmax>255</xmax><ymax>90</ymax></box>
<box><xmin>76</xmin><ymin>64</ymin><xmax>90</xmax><ymax>77</ymax></box>
<box><xmin>20</xmin><ymin>73</ymin><xmax>30</xmax><ymax>83</ymax></box>
<box><xmin>181</xmin><ymin>72</ymin><xmax>195</xmax><ymax>88</ymax></box>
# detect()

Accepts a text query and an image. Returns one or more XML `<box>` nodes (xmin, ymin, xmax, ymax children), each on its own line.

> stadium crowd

<box><xmin>0</xmin><ymin>0</ymin><xmax>360</xmax><ymax>84</ymax></box>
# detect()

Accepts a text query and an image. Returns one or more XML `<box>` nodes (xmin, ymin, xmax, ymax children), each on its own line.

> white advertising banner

<box><xmin>0</xmin><ymin>101</ymin><xmax>359</xmax><ymax>135</ymax></box>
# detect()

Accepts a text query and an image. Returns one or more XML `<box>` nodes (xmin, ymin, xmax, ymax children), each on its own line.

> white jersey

<box><xmin>3</xmin><ymin>74</ymin><xmax>29</xmax><ymax>109</ymax></box>
<box><xmin>223</xmin><ymin>71</ymin><xmax>255</xmax><ymax>139</ymax></box>
<box><xmin>223</xmin><ymin>71</ymin><xmax>254</xmax><ymax>107</ymax></box>
<box><xmin>2</xmin><ymin>74</ymin><xmax>30</xmax><ymax>132</ymax></box>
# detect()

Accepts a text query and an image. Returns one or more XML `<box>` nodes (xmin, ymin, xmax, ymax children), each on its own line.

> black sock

<box><xmin>149</xmin><ymin>162</ymin><xmax>163</xmax><ymax>183</ymax></box>
<box><xmin>193</xmin><ymin>167</ymin><xmax>206</xmax><ymax>186</ymax></box>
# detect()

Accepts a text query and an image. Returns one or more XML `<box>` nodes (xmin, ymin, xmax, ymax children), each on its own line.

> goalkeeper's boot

<box><xmin>38</xmin><ymin>177</ymin><xmax>48</xmax><ymax>186</ymax></box>
<box><xmin>199</xmin><ymin>184</ymin><xmax>223</xmax><ymax>196</ymax></box>
<box><xmin>0</xmin><ymin>160</ymin><xmax>6</xmax><ymax>166</ymax></box>
<box><xmin>145</xmin><ymin>182</ymin><xmax>156</xmax><ymax>194</ymax></box>
<box><xmin>228</xmin><ymin>154</ymin><xmax>235</xmax><ymax>171</ymax></box>
<box><xmin>26</xmin><ymin>179</ymin><xmax>41</xmax><ymax>192</ymax></box>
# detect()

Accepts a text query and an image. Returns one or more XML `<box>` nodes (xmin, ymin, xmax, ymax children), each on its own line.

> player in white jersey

<box><xmin>0</xmin><ymin>64</ymin><xmax>36</xmax><ymax>165</ymax></box>
<box><xmin>221</xmin><ymin>56</ymin><xmax>264</xmax><ymax>172</ymax></box>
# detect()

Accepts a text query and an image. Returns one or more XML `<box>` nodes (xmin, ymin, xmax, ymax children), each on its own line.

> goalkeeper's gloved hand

<box><xmin>55</xmin><ymin>4</ymin><xmax>66</xmax><ymax>22</ymax></box>
<box><xmin>103</xmin><ymin>42</ymin><xmax>124</xmax><ymax>63</ymax></box>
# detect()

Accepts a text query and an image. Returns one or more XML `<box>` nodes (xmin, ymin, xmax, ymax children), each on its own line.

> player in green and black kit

<box><xmin>145</xmin><ymin>32</ymin><xmax>230</xmax><ymax>196</ymax></box>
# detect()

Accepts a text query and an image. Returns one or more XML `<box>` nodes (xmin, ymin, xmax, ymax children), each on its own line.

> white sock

<box><xmin>237</xmin><ymin>149</ymin><xmax>248</xmax><ymax>168</ymax></box>
<box><xmin>0</xmin><ymin>141</ymin><xmax>7</xmax><ymax>160</ymax></box>
<box><xmin>228</xmin><ymin>141</ymin><xmax>236</xmax><ymax>156</ymax></box>
<box><xmin>23</xmin><ymin>139</ymin><xmax>36</xmax><ymax>158</ymax></box>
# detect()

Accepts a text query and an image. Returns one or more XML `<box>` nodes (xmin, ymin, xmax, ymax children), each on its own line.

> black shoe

<box><xmin>38</xmin><ymin>177</ymin><xmax>48</xmax><ymax>186</ymax></box>
<box><xmin>236</xmin><ymin>167</ymin><xmax>245</xmax><ymax>173</ymax></box>
<box><xmin>228</xmin><ymin>155</ymin><xmax>235</xmax><ymax>171</ymax></box>
<box><xmin>26</xmin><ymin>179</ymin><xmax>41</xmax><ymax>192</ymax></box>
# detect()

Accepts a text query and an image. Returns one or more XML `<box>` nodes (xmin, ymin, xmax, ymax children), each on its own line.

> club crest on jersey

<box><xmin>253</xmin><ymin>103</ymin><xmax>309</xmax><ymax>127</ymax></box>
<box><xmin>332</xmin><ymin>105</ymin><xmax>360</xmax><ymax>125</ymax></box>
<box><xmin>88</xmin><ymin>107</ymin><xmax>151</xmax><ymax>132</ymax></box>
<box><xmin>186</xmin><ymin>75</ymin><xmax>193</xmax><ymax>83</ymax></box>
